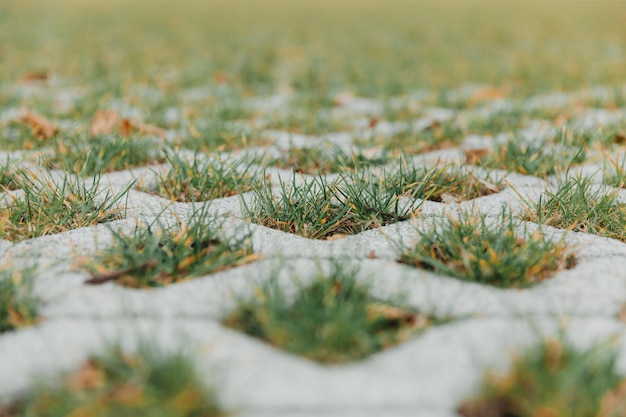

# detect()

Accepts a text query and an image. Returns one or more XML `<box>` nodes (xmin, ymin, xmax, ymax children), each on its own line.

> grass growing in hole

<box><xmin>0</xmin><ymin>267</ymin><xmax>39</xmax><ymax>334</ymax></box>
<box><xmin>397</xmin><ymin>211</ymin><xmax>575</xmax><ymax>288</ymax></box>
<box><xmin>43</xmin><ymin>135</ymin><xmax>164</xmax><ymax>176</ymax></box>
<box><xmin>177</xmin><ymin>119</ymin><xmax>270</xmax><ymax>152</ymax></box>
<box><xmin>458</xmin><ymin>339</ymin><xmax>626</xmax><ymax>417</ymax></box>
<box><xmin>86</xmin><ymin>207</ymin><xmax>256</xmax><ymax>288</ymax></box>
<box><xmin>244</xmin><ymin>171</ymin><xmax>419</xmax><ymax>240</ymax></box>
<box><xmin>263</xmin><ymin>109</ymin><xmax>346</xmax><ymax>135</ymax></box>
<box><xmin>603</xmin><ymin>154</ymin><xmax>626</xmax><ymax>188</ymax></box>
<box><xmin>269</xmin><ymin>146</ymin><xmax>391</xmax><ymax>175</ymax></box>
<box><xmin>547</xmin><ymin>123</ymin><xmax>626</xmax><ymax>150</ymax></box>
<box><xmin>0</xmin><ymin>160</ymin><xmax>23</xmax><ymax>191</ymax></box>
<box><xmin>0</xmin><ymin>343</ymin><xmax>225</xmax><ymax>417</ymax></box>
<box><xmin>466</xmin><ymin>106</ymin><xmax>564</xmax><ymax>136</ymax></box>
<box><xmin>0</xmin><ymin>173</ymin><xmax>130</xmax><ymax>242</ymax></box>
<box><xmin>474</xmin><ymin>140</ymin><xmax>586</xmax><ymax>177</ymax></box>
<box><xmin>362</xmin><ymin>119</ymin><xmax>464</xmax><ymax>155</ymax></box>
<box><xmin>223</xmin><ymin>262</ymin><xmax>437</xmax><ymax>364</ymax></box>
<box><xmin>522</xmin><ymin>176</ymin><xmax>626</xmax><ymax>242</ymax></box>
<box><xmin>144</xmin><ymin>152</ymin><xmax>265</xmax><ymax>202</ymax></box>
<box><xmin>0</xmin><ymin>122</ymin><xmax>50</xmax><ymax>151</ymax></box>
<box><xmin>384</xmin><ymin>162</ymin><xmax>502</xmax><ymax>203</ymax></box>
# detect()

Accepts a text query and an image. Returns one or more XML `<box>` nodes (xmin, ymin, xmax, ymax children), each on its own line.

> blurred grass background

<box><xmin>1</xmin><ymin>0</ymin><xmax>625</xmax><ymax>97</ymax></box>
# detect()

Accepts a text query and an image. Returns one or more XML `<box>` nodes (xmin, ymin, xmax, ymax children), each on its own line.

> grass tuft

<box><xmin>244</xmin><ymin>171</ymin><xmax>420</xmax><ymax>240</ymax></box>
<box><xmin>523</xmin><ymin>176</ymin><xmax>626</xmax><ymax>242</ymax></box>
<box><xmin>223</xmin><ymin>262</ymin><xmax>437</xmax><ymax>364</ymax></box>
<box><xmin>397</xmin><ymin>211</ymin><xmax>575</xmax><ymax>288</ymax></box>
<box><xmin>269</xmin><ymin>146</ymin><xmax>391</xmax><ymax>175</ymax></box>
<box><xmin>0</xmin><ymin>173</ymin><xmax>130</xmax><ymax>242</ymax></box>
<box><xmin>0</xmin><ymin>267</ymin><xmax>39</xmax><ymax>334</ymax></box>
<box><xmin>86</xmin><ymin>207</ymin><xmax>256</xmax><ymax>288</ymax></box>
<box><xmin>383</xmin><ymin>162</ymin><xmax>502</xmax><ymax>203</ymax></box>
<box><xmin>1</xmin><ymin>343</ymin><xmax>225</xmax><ymax>417</ymax></box>
<box><xmin>43</xmin><ymin>135</ymin><xmax>164</xmax><ymax>176</ymax></box>
<box><xmin>458</xmin><ymin>339</ymin><xmax>626</xmax><ymax>417</ymax></box>
<box><xmin>145</xmin><ymin>152</ymin><xmax>265</xmax><ymax>202</ymax></box>
<box><xmin>474</xmin><ymin>140</ymin><xmax>586</xmax><ymax>177</ymax></box>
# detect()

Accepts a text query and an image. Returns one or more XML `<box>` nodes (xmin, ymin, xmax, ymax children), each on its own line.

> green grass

<box><xmin>1</xmin><ymin>343</ymin><xmax>225</xmax><ymax>417</ymax></box>
<box><xmin>0</xmin><ymin>122</ymin><xmax>52</xmax><ymax>151</ymax></box>
<box><xmin>397</xmin><ymin>211</ymin><xmax>575</xmax><ymax>288</ymax></box>
<box><xmin>522</xmin><ymin>176</ymin><xmax>626</xmax><ymax>242</ymax></box>
<box><xmin>143</xmin><ymin>152</ymin><xmax>265</xmax><ymax>202</ymax></box>
<box><xmin>474</xmin><ymin>140</ymin><xmax>586</xmax><ymax>177</ymax></box>
<box><xmin>263</xmin><ymin>108</ymin><xmax>347</xmax><ymax>135</ymax></box>
<box><xmin>0</xmin><ymin>267</ymin><xmax>39</xmax><ymax>334</ymax></box>
<box><xmin>42</xmin><ymin>134</ymin><xmax>164</xmax><ymax>176</ymax></box>
<box><xmin>176</xmin><ymin>119</ymin><xmax>270</xmax><ymax>153</ymax></box>
<box><xmin>269</xmin><ymin>146</ymin><xmax>392</xmax><ymax>175</ymax></box>
<box><xmin>0</xmin><ymin>173</ymin><xmax>131</xmax><ymax>242</ymax></box>
<box><xmin>223</xmin><ymin>262</ymin><xmax>437</xmax><ymax>364</ymax></box>
<box><xmin>359</xmin><ymin>119</ymin><xmax>465</xmax><ymax>155</ymax></box>
<box><xmin>603</xmin><ymin>154</ymin><xmax>626</xmax><ymax>189</ymax></box>
<box><xmin>3</xmin><ymin>1</ymin><xmax>626</xmax><ymax>97</ymax></box>
<box><xmin>466</xmin><ymin>106</ymin><xmax>565</xmax><ymax>137</ymax></box>
<box><xmin>458</xmin><ymin>339</ymin><xmax>626</xmax><ymax>417</ymax></box>
<box><xmin>86</xmin><ymin>207</ymin><xmax>256</xmax><ymax>288</ymax></box>
<box><xmin>244</xmin><ymin>171</ymin><xmax>420</xmax><ymax>240</ymax></box>
<box><xmin>383</xmin><ymin>162</ymin><xmax>502</xmax><ymax>203</ymax></box>
<box><xmin>0</xmin><ymin>159</ymin><xmax>23</xmax><ymax>191</ymax></box>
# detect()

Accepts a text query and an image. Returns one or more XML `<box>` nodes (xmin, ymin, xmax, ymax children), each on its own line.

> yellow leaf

<box><xmin>18</xmin><ymin>109</ymin><xmax>58</xmax><ymax>139</ymax></box>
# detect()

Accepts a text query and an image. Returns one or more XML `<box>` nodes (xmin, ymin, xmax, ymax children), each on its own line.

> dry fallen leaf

<box><xmin>19</xmin><ymin>71</ymin><xmax>50</xmax><ymax>84</ymax></box>
<box><xmin>469</xmin><ymin>87</ymin><xmax>506</xmax><ymax>105</ymax></box>
<box><xmin>212</xmin><ymin>71</ymin><xmax>230</xmax><ymax>85</ymax></box>
<box><xmin>613</xmin><ymin>132</ymin><xmax>626</xmax><ymax>145</ymax></box>
<box><xmin>333</xmin><ymin>91</ymin><xmax>354</xmax><ymax>106</ymax></box>
<box><xmin>598</xmin><ymin>379</ymin><xmax>626</xmax><ymax>417</ymax></box>
<box><xmin>18</xmin><ymin>109</ymin><xmax>58</xmax><ymax>139</ymax></box>
<box><xmin>66</xmin><ymin>359</ymin><xmax>106</xmax><ymax>390</ymax></box>
<box><xmin>368</xmin><ymin>117</ymin><xmax>380</xmax><ymax>128</ymax></box>
<box><xmin>471</xmin><ymin>174</ymin><xmax>501</xmax><ymax>194</ymax></box>
<box><xmin>120</xmin><ymin>118</ymin><xmax>167</xmax><ymax>138</ymax></box>
<box><xmin>89</xmin><ymin>109</ymin><xmax>120</xmax><ymax>136</ymax></box>
<box><xmin>464</xmin><ymin>148</ymin><xmax>491</xmax><ymax>164</ymax></box>
<box><xmin>137</xmin><ymin>122</ymin><xmax>167</xmax><ymax>138</ymax></box>
<box><xmin>326</xmin><ymin>233</ymin><xmax>349</xmax><ymax>241</ymax></box>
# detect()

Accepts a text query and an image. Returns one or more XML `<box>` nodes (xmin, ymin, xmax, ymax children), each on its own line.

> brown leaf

<box><xmin>120</xmin><ymin>118</ymin><xmax>134</xmax><ymax>137</ymax></box>
<box><xmin>457</xmin><ymin>397</ymin><xmax>518</xmax><ymax>417</ymax></box>
<box><xmin>137</xmin><ymin>122</ymin><xmax>167</xmax><ymax>138</ymax></box>
<box><xmin>471</xmin><ymin>174</ymin><xmax>501</xmax><ymax>194</ymax></box>
<box><xmin>464</xmin><ymin>148</ymin><xmax>491</xmax><ymax>164</ymax></box>
<box><xmin>19</xmin><ymin>71</ymin><xmax>49</xmax><ymax>84</ymax></box>
<box><xmin>0</xmin><ymin>401</ymin><xmax>21</xmax><ymax>417</ymax></box>
<box><xmin>333</xmin><ymin>91</ymin><xmax>354</xmax><ymax>106</ymax></box>
<box><xmin>368</xmin><ymin>117</ymin><xmax>380</xmax><ymax>128</ymax></box>
<box><xmin>212</xmin><ymin>71</ymin><xmax>230</xmax><ymax>85</ymax></box>
<box><xmin>120</xmin><ymin>118</ymin><xmax>167</xmax><ymax>138</ymax></box>
<box><xmin>424</xmin><ymin>120</ymin><xmax>441</xmax><ymax>131</ymax></box>
<box><xmin>598</xmin><ymin>379</ymin><xmax>626</xmax><ymax>417</ymax></box>
<box><xmin>613</xmin><ymin>132</ymin><xmax>626</xmax><ymax>145</ymax></box>
<box><xmin>366</xmin><ymin>303</ymin><xmax>429</xmax><ymax>329</ymax></box>
<box><xmin>89</xmin><ymin>110</ymin><xmax>120</xmax><ymax>136</ymax></box>
<box><xmin>617</xmin><ymin>304</ymin><xmax>626</xmax><ymax>323</ymax></box>
<box><xmin>108</xmin><ymin>384</ymin><xmax>145</xmax><ymax>406</ymax></box>
<box><xmin>66</xmin><ymin>359</ymin><xmax>106</xmax><ymax>390</ymax></box>
<box><xmin>469</xmin><ymin>87</ymin><xmax>506</xmax><ymax>105</ymax></box>
<box><xmin>18</xmin><ymin>109</ymin><xmax>58</xmax><ymax>139</ymax></box>
<box><xmin>326</xmin><ymin>233</ymin><xmax>349</xmax><ymax>241</ymax></box>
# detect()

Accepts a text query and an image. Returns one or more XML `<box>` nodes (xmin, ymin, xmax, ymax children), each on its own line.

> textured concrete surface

<box><xmin>2</xmin><ymin>84</ymin><xmax>626</xmax><ymax>416</ymax></box>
